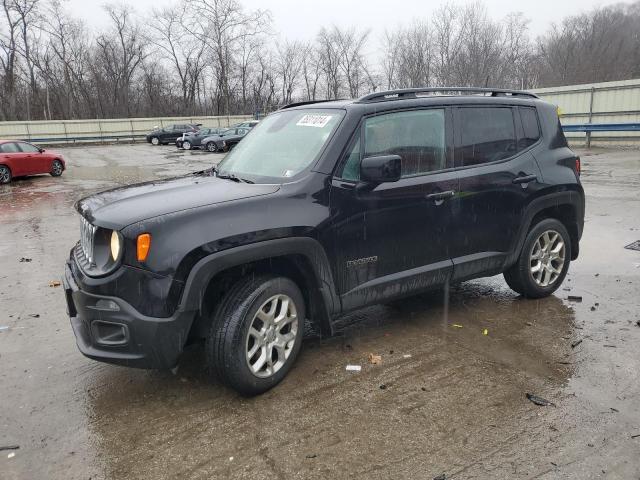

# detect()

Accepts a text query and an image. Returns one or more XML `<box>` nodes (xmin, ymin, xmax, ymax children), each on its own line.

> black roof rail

<box><xmin>356</xmin><ymin>87</ymin><xmax>539</xmax><ymax>103</ymax></box>
<box><xmin>279</xmin><ymin>99</ymin><xmax>345</xmax><ymax>110</ymax></box>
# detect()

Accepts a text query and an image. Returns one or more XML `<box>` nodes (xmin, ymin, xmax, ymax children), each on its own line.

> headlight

<box><xmin>110</xmin><ymin>230</ymin><xmax>122</xmax><ymax>261</ymax></box>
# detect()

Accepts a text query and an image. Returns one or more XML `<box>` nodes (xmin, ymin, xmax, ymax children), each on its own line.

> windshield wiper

<box><xmin>216</xmin><ymin>171</ymin><xmax>254</xmax><ymax>184</ymax></box>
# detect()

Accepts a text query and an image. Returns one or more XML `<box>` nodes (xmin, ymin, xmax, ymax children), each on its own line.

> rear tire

<box><xmin>504</xmin><ymin>218</ymin><xmax>571</xmax><ymax>298</ymax></box>
<box><xmin>206</xmin><ymin>274</ymin><xmax>305</xmax><ymax>396</ymax></box>
<box><xmin>50</xmin><ymin>160</ymin><xmax>63</xmax><ymax>177</ymax></box>
<box><xmin>0</xmin><ymin>165</ymin><xmax>11</xmax><ymax>184</ymax></box>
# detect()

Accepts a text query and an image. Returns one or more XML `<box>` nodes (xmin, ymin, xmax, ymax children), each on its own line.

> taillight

<box><xmin>575</xmin><ymin>157</ymin><xmax>581</xmax><ymax>176</ymax></box>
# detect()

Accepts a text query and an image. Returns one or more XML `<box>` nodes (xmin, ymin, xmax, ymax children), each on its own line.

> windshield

<box><xmin>216</xmin><ymin>109</ymin><xmax>344</xmax><ymax>182</ymax></box>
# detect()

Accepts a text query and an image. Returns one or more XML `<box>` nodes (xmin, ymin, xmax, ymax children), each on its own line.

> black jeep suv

<box><xmin>64</xmin><ymin>88</ymin><xmax>584</xmax><ymax>395</ymax></box>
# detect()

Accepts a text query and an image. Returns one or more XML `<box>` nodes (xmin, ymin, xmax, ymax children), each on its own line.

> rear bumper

<box><xmin>64</xmin><ymin>261</ymin><xmax>195</xmax><ymax>369</ymax></box>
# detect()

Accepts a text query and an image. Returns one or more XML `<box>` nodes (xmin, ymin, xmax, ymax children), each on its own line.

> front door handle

<box><xmin>426</xmin><ymin>190</ymin><xmax>455</xmax><ymax>201</ymax></box>
<box><xmin>426</xmin><ymin>190</ymin><xmax>455</xmax><ymax>205</ymax></box>
<box><xmin>513</xmin><ymin>174</ymin><xmax>538</xmax><ymax>184</ymax></box>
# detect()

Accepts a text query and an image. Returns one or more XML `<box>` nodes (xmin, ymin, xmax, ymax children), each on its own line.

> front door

<box><xmin>328</xmin><ymin>107</ymin><xmax>457</xmax><ymax>312</ymax></box>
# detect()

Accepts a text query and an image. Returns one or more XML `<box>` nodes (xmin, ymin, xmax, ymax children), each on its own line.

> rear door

<box><xmin>449</xmin><ymin>105</ymin><xmax>543</xmax><ymax>281</ymax></box>
<box><xmin>1</xmin><ymin>142</ymin><xmax>31</xmax><ymax>175</ymax></box>
<box><xmin>329</xmin><ymin>107</ymin><xmax>457</xmax><ymax>311</ymax></box>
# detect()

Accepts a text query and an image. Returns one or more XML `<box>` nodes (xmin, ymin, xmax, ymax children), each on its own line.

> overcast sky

<box><xmin>67</xmin><ymin>0</ymin><xmax>633</xmax><ymax>39</ymax></box>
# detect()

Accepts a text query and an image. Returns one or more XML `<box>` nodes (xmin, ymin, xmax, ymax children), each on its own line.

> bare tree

<box><xmin>148</xmin><ymin>4</ymin><xmax>207</xmax><ymax>110</ymax></box>
<box><xmin>275</xmin><ymin>39</ymin><xmax>304</xmax><ymax>105</ymax></box>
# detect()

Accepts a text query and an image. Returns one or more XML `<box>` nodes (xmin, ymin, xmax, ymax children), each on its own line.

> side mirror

<box><xmin>360</xmin><ymin>155</ymin><xmax>402</xmax><ymax>185</ymax></box>
<box><xmin>38</xmin><ymin>148</ymin><xmax>44</xmax><ymax>153</ymax></box>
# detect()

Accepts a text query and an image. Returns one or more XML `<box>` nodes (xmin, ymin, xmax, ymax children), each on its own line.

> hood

<box><xmin>76</xmin><ymin>173</ymin><xmax>280</xmax><ymax>229</ymax></box>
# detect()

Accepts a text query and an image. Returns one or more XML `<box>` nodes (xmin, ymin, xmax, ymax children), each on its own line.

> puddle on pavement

<box><xmin>82</xmin><ymin>279</ymin><xmax>577</xmax><ymax>479</ymax></box>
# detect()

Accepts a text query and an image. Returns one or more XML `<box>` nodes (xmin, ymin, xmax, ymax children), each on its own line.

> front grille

<box><xmin>79</xmin><ymin>216</ymin><xmax>97</xmax><ymax>265</ymax></box>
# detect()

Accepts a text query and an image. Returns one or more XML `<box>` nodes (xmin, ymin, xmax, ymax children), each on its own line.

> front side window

<box><xmin>18</xmin><ymin>142</ymin><xmax>39</xmax><ymax>153</ymax></box>
<box><xmin>216</xmin><ymin>108</ymin><xmax>344</xmax><ymax>182</ymax></box>
<box><xmin>459</xmin><ymin>107</ymin><xmax>516</xmax><ymax>166</ymax></box>
<box><xmin>364</xmin><ymin>109</ymin><xmax>446</xmax><ymax>177</ymax></box>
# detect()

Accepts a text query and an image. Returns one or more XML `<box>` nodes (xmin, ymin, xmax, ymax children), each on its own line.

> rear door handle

<box><xmin>513</xmin><ymin>174</ymin><xmax>538</xmax><ymax>184</ymax></box>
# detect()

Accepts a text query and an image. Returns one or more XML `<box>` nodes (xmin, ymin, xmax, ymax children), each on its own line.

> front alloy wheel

<box><xmin>183</xmin><ymin>140</ymin><xmax>192</xmax><ymax>150</ymax></box>
<box><xmin>206</xmin><ymin>275</ymin><xmax>305</xmax><ymax>395</ymax></box>
<box><xmin>51</xmin><ymin>160</ymin><xmax>63</xmax><ymax>177</ymax></box>
<box><xmin>245</xmin><ymin>294</ymin><xmax>298</xmax><ymax>378</ymax></box>
<box><xmin>150</xmin><ymin>136</ymin><xmax>160</xmax><ymax>146</ymax></box>
<box><xmin>206</xmin><ymin>142</ymin><xmax>217</xmax><ymax>153</ymax></box>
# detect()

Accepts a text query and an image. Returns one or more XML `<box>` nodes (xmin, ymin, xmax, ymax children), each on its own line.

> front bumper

<box><xmin>64</xmin><ymin>261</ymin><xmax>195</xmax><ymax>369</ymax></box>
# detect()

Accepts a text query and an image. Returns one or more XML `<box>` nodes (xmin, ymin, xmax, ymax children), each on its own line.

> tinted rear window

<box><xmin>459</xmin><ymin>107</ymin><xmax>516</xmax><ymax>166</ymax></box>
<box><xmin>0</xmin><ymin>143</ymin><xmax>20</xmax><ymax>153</ymax></box>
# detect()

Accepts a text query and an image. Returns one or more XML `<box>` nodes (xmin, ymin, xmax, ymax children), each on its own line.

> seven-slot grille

<box><xmin>79</xmin><ymin>216</ymin><xmax>97</xmax><ymax>265</ymax></box>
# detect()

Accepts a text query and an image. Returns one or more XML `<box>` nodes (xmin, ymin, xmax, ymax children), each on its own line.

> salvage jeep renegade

<box><xmin>64</xmin><ymin>88</ymin><xmax>584</xmax><ymax>395</ymax></box>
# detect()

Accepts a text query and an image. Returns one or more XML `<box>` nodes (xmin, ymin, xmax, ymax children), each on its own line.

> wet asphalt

<box><xmin>0</xmin><ymin>144</ymin><xmax>639</xmax><ymax>479</ymax></box>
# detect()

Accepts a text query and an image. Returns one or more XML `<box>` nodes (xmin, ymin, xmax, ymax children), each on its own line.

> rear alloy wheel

<box><xmin>206</xmin><ymin>142</ymin><xmax>218</xmax><ymax>153</ymax></box>
<box><xmin>206</xmin><ymin>275</ymin><xmax>304</xmax><ymax>396</ymax></box>
<box><xmin>504</xmin><ymin>218</ymin><xmax>571</xmax><ymax>298</ymax></box>
<box><xmin>0</xmin><ymin>165</ymin><xmax>11</xmax><ymax>184</ymax></box>
<box><xmin>150</xmin><ymin>136</ymin><xmax>160</xmax><ymax>146</ymax></box>
<box><xmin>183</xmin><ymin>140</ymin><xmax>192</xmax><ymax>150</ymax></box>
<box><xmin>50</xmin><ymin>160</ymin><xmax>63</xmax><ymax>177</ymax></box>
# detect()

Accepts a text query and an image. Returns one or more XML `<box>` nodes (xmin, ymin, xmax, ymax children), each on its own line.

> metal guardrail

<box><xmin>563</xmin><ymin>123</ymin><xmax>640</xmax><ymax>132</ymax></box>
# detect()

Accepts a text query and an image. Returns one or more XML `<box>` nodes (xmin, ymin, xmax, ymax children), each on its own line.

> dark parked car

<box><xmin>64</xmin><ymin>87</ymin><xmax>584</xmax><ymax>395</ymax></box>
<box><xmin>175</xmin><ymin>127</ymin><xmax>229</xmax><ymax>150</ymax></box>
<box><xmin>145</xmin><ymin>124</ymin><xmax>200</xmax><ymax>145</ymax></box>
<box><xmin>201</xmin><ymin>127</ymin><xmax>251</xmax><ymax>152</ymax></box>
<box><xmin>0</xmin><ymin>140</ymin><xmax>65</xmax><ymax>184</ymax></box>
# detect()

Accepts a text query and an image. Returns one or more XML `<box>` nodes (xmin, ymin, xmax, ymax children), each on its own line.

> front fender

<box><xmin>178</xmin><ymin>236</ymin><xmax>340</xmax><ymax>322</ymax></box>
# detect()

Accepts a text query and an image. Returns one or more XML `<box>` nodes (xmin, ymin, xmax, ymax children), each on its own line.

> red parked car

<box><xmin>0</xmin><ymin>140</ymin><xmax>65</xmax><ymax>184</ymax></box>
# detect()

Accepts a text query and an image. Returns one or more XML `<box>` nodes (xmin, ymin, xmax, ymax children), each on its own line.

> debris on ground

<box><xmin>0</xmin><ymin>326</ymin><xmax>9</xmax><ymax>332</ymax></box>
<box><xmin>624</xmin><ymin>240</ymin><xmax>640</xmax><ymax>251</ymax></box>
<box><xmin>49</xmin><ymin>280</ymin><xmax>61</xmax><ymax>287</ymax></box>
<box><xmin>433</xmin><ymin>474</ymin><xmax>446</xmax><ymax>480</ymax></box>
<box><xmin>305</xmin><ymin>454</ymin><xmax>318</xmax><ymax>459</ymax></box>
<box><xmin>345</xmin><ymin>365</ymin><xmax>361</xmax><ymax>372</ymax></box>
<box><xmin>451</xmin><ymin>324</ymin><xmax>463</xmax><ymax>328</ymax></box>
<box><xmin>368</xmin><ymin>353</ymin><xmax>382</xmax><ymax>365</ymax></box>
<box><xmin>482</xmin><ymin>328</ymin><xmax>489</xmax><ymax>336</ymax></box>
<box><xmin>402</xmin><ymin>354</ymin><xmax>412</xmax><ymax>359</ymax></box>
<box><xmin>526</xmin><ymin>393</ymin><xmax>556</xmax><ymax>407</ymax></box>
<box><xmin>632</xmin><ymin>434</ymin><xmax>640</xmax><ymax>439</ymax></box>
<box><xmin>571</xmin><ymin>339</ymin><xmax>583</xmax><ymax>349</ymax></box>
<box><xmin>590</xmin><ymin>306</ymin><xmax>596</xmax><ymax>311</ymax></box>
<box><xmin>7</xmin><ymin>452</ymin><xmax>15</xmax><ymax>459</ymax></box>
<box><xmin>29</xmin><ymin>314</ymin><xmax>40</xmax><ymax>318</ymax></box>
<box><xmin>421</xmin><ymin>387</ymin><xmax>427</xmax><ymax>391</ymax></box>
<box><xmin>610</xmin><ymin>407</ymin><xmax>619</xmax><ymax>413</ymax></box>
<box><xmin>19</xmin><ymin>257</ymin><xmax>32</xmax><ymax>262</ymax></box>
<box><xmin>0</xmin><ymin>446</ymin><xmax>19</xmax><ymax>451</ymax></box>
<box><xmin>568</xmin><ymin>296</ymin><xmax>583</xmax><ymax>302</ymax></box>
<box><xmin>379</xmin><ymin>384</ymin><xmax>387</xmax><ymax>390</ymax></box>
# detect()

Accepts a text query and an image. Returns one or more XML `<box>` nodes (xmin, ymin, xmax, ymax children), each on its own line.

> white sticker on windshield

<box><xmin>296</xmin><ymin>114</ymin><xmax>332</xmax><ymax>128</ymax></box>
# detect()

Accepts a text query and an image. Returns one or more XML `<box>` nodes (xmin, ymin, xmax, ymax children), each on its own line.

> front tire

<box><xmin>50</xmin><ymin>160</ymin><xmax>63</xmax><ymax>177</ymax></box>
<box><xmin>183</xmin><ymin>140</ymin><xmax>192</xmax><ymax>150</ymax></box>
<box><xmin>504</xmin><ymin>218</ymin><xmax>571</xmax><ymax>298</ymax></box>
<box><xmin>206</xmin><ymin>275</ymin><xmax>305</xmax><ymax>396</ymax></box>
<box><xmin>150</xmin><ymin>136</ymin><xmax>160</xmax><ymax>146</ymax></box>
<box><xmin>0</xmin><ymin>165</ymin><xmax>12</xmax><ymax>184</ymax></box>
<box><xmin>206</xmin><ymin>142</ymin><xmax>218</xmax><ymax>153</ymax></box>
